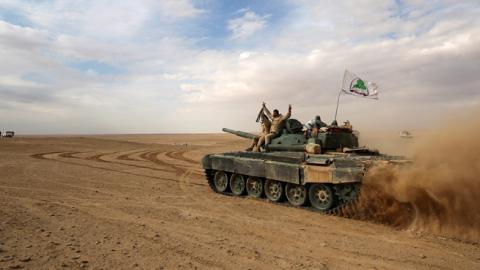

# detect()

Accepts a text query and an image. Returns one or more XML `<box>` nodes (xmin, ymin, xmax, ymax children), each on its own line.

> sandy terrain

<box><xmin>0</xmin><ymin>134</ymin><xmax>478</xmax><ymax>270</ymax></box>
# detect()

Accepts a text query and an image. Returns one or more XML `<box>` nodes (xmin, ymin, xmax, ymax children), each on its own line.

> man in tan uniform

<box><xmin>263</xmin><ymin>103</ymin><xmax>292</xmax><ymax>145</ymax></box>
<box><xmin>246</xmin><ymin>109</ymin><xmax>271</xmax><ymax>151</ymax></box>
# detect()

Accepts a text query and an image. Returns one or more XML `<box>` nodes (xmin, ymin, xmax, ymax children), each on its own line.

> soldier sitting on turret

<box><xmin>263</xmin><ymin>103</ymin><xmax>292</xmax><ymax>146</ymax></box>
<box><xmin>246</xmin><ymin>103</ymin><xmax>271</xmax><ymax>152</ymax></box>
<box><xmin>303</xmin><ymin>115</ymin><xmax>327</xmax><ymax>138</ymax></box>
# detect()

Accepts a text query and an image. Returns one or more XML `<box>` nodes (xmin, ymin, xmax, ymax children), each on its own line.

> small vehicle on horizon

<box><xmin>399</xmin><ymin>130</ymin><xmax>413</xmax><ymax>139</ymax></box>
<box><xmin>3</xmin><ymin>131</ymin><xmax>15</xmax><ymax>138</ymax></box>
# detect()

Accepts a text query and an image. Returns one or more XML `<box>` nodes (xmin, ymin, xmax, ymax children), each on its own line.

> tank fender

<box><xmin>303</xmin><ymin>159</ymin><xmax>365</xmax><ymax>184</ymax></box>
<box><xmin>265</xmin><ymin>161</ymin><xmax>300</xmax><ymax>184</ymax></box>
<box><xmin>332</xmin><ymin>159</ymin><xmax>365</xmax><ymax>183</ymax></box>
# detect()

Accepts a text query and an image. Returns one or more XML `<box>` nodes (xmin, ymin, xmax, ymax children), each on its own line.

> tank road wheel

<box><xmin>264</xmin><ymin>179</ymin><xmax>285</xmax><ymax>202</ymax></box>
<box><xmin>285</xmin><ymin>183</ymin><xmax>308</xmax><ymax>207</ymax></box>
<box><xmin>230</xmin><ymin>174</ymin><xmax>246</xmax><ymax>196</ymax></box>
<box><xmin>246</xmin><ymin>177</ymin><xmax>264</xmax><ymax>198</ymax></box>
<box><xmin>213</xmin><ymin>171</ymin><xmax>229</xmax><ymax>193</ymax></box>
<box><xmin>335</xmin><ymin>184</ymin><xmax>360</xmax><ymax>204</ymax></box>
<box><xmin>309</xmin><ymin>184</ymin><xmax>337</xmax><ymax>212</ymax></box>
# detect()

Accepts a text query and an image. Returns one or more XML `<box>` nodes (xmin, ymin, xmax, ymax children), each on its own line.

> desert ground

<box><xmin>0</xmin><ymin>134</ymin><xmax>478</xmax><ymax>270</ymax></box>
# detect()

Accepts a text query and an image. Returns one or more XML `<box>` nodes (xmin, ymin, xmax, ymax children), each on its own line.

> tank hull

<box><xmin>202</xmin><ymin>152</ymin><xmax>364</xmax><ymax>184</ymax></box>
<box><xmin>202</xmin><ymin>151</ymin><xmax>406</xmax><ymax>212</ymax></box>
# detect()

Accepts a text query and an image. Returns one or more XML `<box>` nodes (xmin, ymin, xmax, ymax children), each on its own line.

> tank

<box><xmin>202</xmin><ymin>119</ymin><xmax>407</xmax><ymax>212</ymax></box>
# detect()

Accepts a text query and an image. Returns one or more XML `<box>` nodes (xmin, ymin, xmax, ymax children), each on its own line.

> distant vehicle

<box><xmin>3</xmin><ymin>131</ymin><xmax>15</xmax><ymax>138</ymax></box>
<box><xmin>399</xmin><ymin>130</ymin><xmax>413</xmax><ymax>139</ymax></box>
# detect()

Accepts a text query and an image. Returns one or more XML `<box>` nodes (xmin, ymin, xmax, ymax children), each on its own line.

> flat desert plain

<box><xmin>0</xmin><ymin>134</ymin><xmax>478</xmax><ymax>270</ymax></box>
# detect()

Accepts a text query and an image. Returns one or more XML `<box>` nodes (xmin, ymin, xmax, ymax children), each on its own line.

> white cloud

<box><xmin>158</xmin><ymin>0</ymin><xmax>205</xmax><ymax>18</ymax></box>
<box><xmin>0</xmin><ymin>0</ymin><xmax>203</xmax><ymax>39</ymax></box>
<box><xmin>0</xmin><ymin>21</ymin><xmax>47</xmax><ymax>50</ymax></box>
<box><xmin>0</xmin><ymin>76</ymin><xmax>45</xmax><ymax>88</ymax></box>
<box><xmin>228</xmin><ymin>10</ymin><xmax>269</xmax><ymax>40</ymax></box>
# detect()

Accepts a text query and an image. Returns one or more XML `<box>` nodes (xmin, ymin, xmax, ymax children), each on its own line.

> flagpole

<box><xmin>334</xmin><ymin>69</ymin><xmax>347</xmax><ymax>123</ymax></box>
<box><xmin>334</xmin><ymin>89</ymin><xmax>342</xmax><ymax>122</ymax></box>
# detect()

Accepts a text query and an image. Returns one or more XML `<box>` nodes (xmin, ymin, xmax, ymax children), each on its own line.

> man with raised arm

<box><xmin>263</xmin><ymin>103</ymin><xmax>292</xmax><ymax>146</ymax></box>
<box><xmin>246</xmin><ymin>102</ymin><xmax>271</xmax><ymax>151</ymax></box>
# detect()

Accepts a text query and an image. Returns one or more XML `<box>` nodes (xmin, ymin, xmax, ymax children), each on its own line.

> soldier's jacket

<box><xmin>270</xmin><ymin>111</ymin><xmax>291</xmax><ymax>133</ymax></box>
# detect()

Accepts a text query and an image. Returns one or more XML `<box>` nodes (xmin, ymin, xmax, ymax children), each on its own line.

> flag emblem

<box><xmin>351</xmin><ymin>78</ymin><xmax>368</xmax><ymax>95</ymax></box>
<box><xmin>342</xmin><ymin>70</ymin><xmax>378</xmax><ymax>99</ymax></box>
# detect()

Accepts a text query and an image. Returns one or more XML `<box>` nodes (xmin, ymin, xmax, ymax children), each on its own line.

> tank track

<box><xmin>324</xmin><ymin>199</ymin><xmax>358</xmax><ymax>218</ymax></box>
<box><xmin>205</xmin><ymin>169</ymin><xmax>216</xmax><ymax>192</ymax></box>
<box><xmin>205</xmin><ymin>169</ymin><xmax>361</xmax><ymax>219</ymax></box>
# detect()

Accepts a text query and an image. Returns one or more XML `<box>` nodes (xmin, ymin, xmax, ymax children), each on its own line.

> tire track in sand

<box><xmin>166</xmin><ymin>150</ymin><xmax>198</xmax><ymax>165</ymax></box>
<box><xmin>165</xmin><ymin>150</ymin><xmax>204</xmax><ymax>176</ymax></box>
<box><xmin>162</xmin><ymin>150</ymin><xmax>222</xmax><ymax>210</ymax></box>
<box><xmin>140</xmin><ymin>151</ymin><xmax>185</xmax><ymax>174</ymax></box>
<box><xmin>66</xmin><ymin>150</ymin><xmax>178</xmax><ymax>174</ymax></box>
<box><xmin>31</xmin><ymin>151</ymin><xmax>207</xmax><ymax>188</ymax></box>
<box><xmin>117</xmin><ymin>150</ymin><xmax>147</xmax><ymax>161</ymax></box>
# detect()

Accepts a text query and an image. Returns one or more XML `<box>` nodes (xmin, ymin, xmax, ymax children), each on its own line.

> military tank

<box><xmin>202</xmin><ymin>119</ymin><xmax>406</xmax><ymax>212</ymax></box>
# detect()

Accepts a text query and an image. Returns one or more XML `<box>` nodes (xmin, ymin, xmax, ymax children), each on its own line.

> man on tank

<box><xmin>246</xmin><ymin>102</ymin><xmax>271</xmax><ymax>152</ymax></box>
<box><xmin>303</xmin><ymin>115</ymin><xmax>327</xmax><ymax>138</ymax></box>
<box><xmin>262</xmin><ymin>103</ymin><xmax>292</xmax><ymax>146</ymax></box>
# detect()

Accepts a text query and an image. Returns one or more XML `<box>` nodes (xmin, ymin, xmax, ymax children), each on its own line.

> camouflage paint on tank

<box><xmin>203</xmin><ymin>118</ymin><xmax>408</xmax><ymax>212</ymax></box>
<box><xmin>203</xmin><ymin>151</ymin><xmax>368</xmax><ymax>185</ymax></box>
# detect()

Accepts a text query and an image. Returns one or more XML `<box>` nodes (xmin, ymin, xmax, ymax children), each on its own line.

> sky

<box><xmin>0</xmin><ymin>0</ymin><xmax>479</xmax><ymax>134</ymax></box>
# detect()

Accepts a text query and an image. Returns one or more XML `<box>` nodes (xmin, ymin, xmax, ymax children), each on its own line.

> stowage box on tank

<box><xmin>202</xmin><ymin>119</ymin><xmax>406</xmax><ymax>212</ymax></box>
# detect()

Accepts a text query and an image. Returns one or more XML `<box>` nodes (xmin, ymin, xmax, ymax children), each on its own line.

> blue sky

<box><xmin>0</xmin><ymin>0</ymin><xmax>479</xmax><ymax>134</ymax></box>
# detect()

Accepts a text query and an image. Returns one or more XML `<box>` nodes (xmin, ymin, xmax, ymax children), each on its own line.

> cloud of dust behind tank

<box><xmin>355</xmin><ymin>108</ymin><xmax>480</xmax><ymax>242</ymax></box>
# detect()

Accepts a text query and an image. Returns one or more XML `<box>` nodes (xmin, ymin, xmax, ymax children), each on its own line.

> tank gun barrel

<box><xmin>222</xmin><ymin>128</ymin><xmax>259</xmax><ymax>140</ymax></box>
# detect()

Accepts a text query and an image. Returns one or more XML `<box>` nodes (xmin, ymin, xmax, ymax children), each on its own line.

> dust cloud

<box><xmin>354</xmin><ymin>108</ymin><xmax>480</xmax><ymax>242</ymax></box>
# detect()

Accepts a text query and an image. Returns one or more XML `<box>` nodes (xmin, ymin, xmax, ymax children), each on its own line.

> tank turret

<box><xmin>223</xmin><ymin>119</ymin><xmax>359</xmax><ymax>154</ymax></box>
